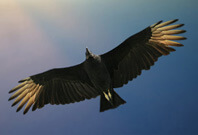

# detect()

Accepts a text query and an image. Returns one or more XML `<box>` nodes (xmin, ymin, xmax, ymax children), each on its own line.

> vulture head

<box><xmin>86</xmin><ymin>48</ymin><xmax>94</xmax><ymax>59</ymax></box>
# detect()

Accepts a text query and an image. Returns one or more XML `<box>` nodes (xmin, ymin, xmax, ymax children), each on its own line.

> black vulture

<box><xmin>8</xmin><ymin>19</ymin><xmax>186</xmax><ymax>114</ymax></box>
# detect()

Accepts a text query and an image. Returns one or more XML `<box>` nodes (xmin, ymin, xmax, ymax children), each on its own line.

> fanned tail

<box><xmin>100</xmin><ymin>89</ymin><xmax>126</xmax><ymax>112</ymax></box>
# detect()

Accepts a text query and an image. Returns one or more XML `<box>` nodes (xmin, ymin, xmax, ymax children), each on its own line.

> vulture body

<box><xmin>9</xmin><ymin>19</ymin><xmax>186</xmax><ymax>114</ymax></box>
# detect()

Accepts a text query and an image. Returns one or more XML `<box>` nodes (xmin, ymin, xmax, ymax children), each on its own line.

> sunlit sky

<box><xmin>0</xmin><ymin>0</ymin><xmax>197</xmax><ymax>135</ymax></box>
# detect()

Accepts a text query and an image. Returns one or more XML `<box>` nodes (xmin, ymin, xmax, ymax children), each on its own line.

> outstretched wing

<box><xmin>101</xmin><ymin>19</ymin><xmax>186</xmax><ymax>88</ymax></box>
<box><xmin>8</xmin><ymin>63</ymin><xmax>100</xmax><ymax>114</ymax></box>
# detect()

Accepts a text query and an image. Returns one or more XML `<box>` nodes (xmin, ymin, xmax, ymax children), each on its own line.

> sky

<box><xmin>0</xmin><ymin>0</ymin><xmax>197</xmax><ymax>135</ymax></box>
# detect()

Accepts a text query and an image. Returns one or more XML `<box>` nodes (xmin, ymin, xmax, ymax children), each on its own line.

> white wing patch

<box><xmin>103</xmin><ymin>89</ymin><xmax>112</xmax><ymax>101</ymax></box>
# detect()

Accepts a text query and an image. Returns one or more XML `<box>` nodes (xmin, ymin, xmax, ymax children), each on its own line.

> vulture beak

<box><xmin>86</xmin><ymin>48</ymin><xmax>90</xmax><ymax>54</ymax></box>
<box><xmin>86</xmin><ymin>48</ymin><xmax>92</xmax><ymax>59</ymax></box>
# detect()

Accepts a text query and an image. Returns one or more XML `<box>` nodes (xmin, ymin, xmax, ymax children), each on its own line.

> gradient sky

<box><xmin>1</xmin><ymin>0</ymin><xmax>197</xmax><ymax>135</ymax></box>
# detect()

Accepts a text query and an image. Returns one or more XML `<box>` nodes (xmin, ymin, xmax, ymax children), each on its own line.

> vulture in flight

<box><xmin>9</xmin><ymin>19</ymin><xmax>186</xmax><ymax>114</ymax></box>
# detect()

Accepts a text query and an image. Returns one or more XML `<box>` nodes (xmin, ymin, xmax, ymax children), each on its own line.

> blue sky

<box><xmin>0</xmin><ymin>0</ymin><xmax>197</xmax><ymax>135</ymax></box>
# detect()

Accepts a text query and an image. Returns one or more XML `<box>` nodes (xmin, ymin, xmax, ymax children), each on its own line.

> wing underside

<box><xmin>101</xmin><ymin>19</ymin><xmax>186</xmax><ymax>88</ymax></box>
<box><xmin>9</xmin><ymin>63</ymin><xmax>100</xmax><ymax>114</ymax></box>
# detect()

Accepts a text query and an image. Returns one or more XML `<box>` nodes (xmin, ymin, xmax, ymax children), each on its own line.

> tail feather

<box><xmin>100</xmin><ymin>90</ymin><xmax>126</xmax><ymax>112</ymax></box>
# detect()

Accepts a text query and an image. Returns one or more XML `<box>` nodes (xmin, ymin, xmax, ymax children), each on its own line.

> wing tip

<box><xmin>180</xmin><ymin>23</ymin><xmax>185</xmax><ymax>27</ymax></box>
<box><xmin>12</xmin><ymin>102</ymin><xmax>17</xmax><ymax>107</ymax></box>
<box><xmin>172</xmin><ymin>19</ymin><xmax>179</xmax><ymax>23</ymax></box>
<box><xmin>16</xmin><ymin>106</ymin><xmax>22</xmax><ymax>112</ymax></box>
<box><xmin>150</xmin><ymin>20</ymin><xmax>163</xmax><ymax>28</ymax></box>
<box><xmin>151</xmin><ymin>19</ymin><xmax>179</xmax><ymax>28</ymax></box>
<box><xmin>8</xmin><ymin>96</ymin><xmax>15</xmax><ymax>101</ymax></box>
<box><xmin>9</xmin><ymin>91</ymin><xmax>12</xmax><ymax>94</ymax></box>
<box><xmin>182</xmin><ymin>30</ymin><xmax>187</xmax><ymax>33</ymax></box>
<box><xmin>18</xmin><ymin>77</ymin><xmax>31</xmax><ymax>83</ymax></box>
<box><xmin>23</xmin><ymin>110</ymin><xmax>28</xmax><ymax>115</ymax></box>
